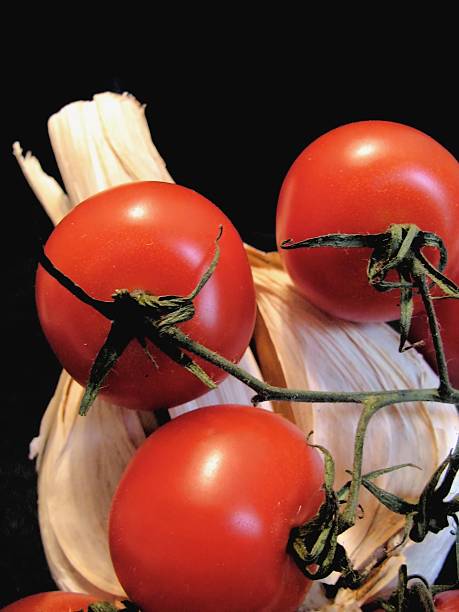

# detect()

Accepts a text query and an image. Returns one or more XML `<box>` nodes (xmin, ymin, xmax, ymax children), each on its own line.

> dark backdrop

<box><xmin>2</xmin><ymin>62</ymin><xmax>457</xmax><ymax>606</ymax></box>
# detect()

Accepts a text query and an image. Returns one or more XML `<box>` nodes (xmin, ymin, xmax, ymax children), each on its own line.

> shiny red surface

<box><xmin>109</xmin><ymin>405</ymin><xmax>324</xmax><ymax>611</ymax></box>
<box><xmin>277</xmin><ymin>121</ymin><xmax>459</xmax><ymax>322</ymax></box>
<box><xmin>2</xmin><ymin>591</ymin><xmax>98</xmax><ymax>612</ymax></box>
<box><xmin>434</xmin><ymin>590</ymin><xmax>459</xmax><ymax>611</ymax></box>
<box><xmin>36</xmin><ymin>182</ymin><xmax>256</xmax><ymax>410</ymax></box>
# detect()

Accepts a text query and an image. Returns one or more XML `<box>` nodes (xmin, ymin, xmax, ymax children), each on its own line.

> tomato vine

<box><xmin>38</xmin><ymin>221</ymin><xmax>459</xmax><ymax>610</ymax></box>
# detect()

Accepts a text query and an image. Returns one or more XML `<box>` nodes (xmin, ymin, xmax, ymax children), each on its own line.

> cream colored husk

<box><xmin>14</xmin><ymin>93</ymin><xmax>458</xmax><ymax>610</ymax></box>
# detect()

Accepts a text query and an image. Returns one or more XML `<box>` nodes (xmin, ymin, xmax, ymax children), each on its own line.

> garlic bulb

<box><xmin>15</xmin><ymin>92</ymin><xmax>458</xmax><ymax>609</ymax></box>
<box><xmin>15</xmin><ymin>92</ymin><xmax>269</xmax><ymax>599</ymax></box>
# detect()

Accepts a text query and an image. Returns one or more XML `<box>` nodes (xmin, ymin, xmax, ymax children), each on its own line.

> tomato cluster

<box><xmin>21</xmin><ymin>121</ymin><xmax>458</xmax><ymax>611</ymax></box>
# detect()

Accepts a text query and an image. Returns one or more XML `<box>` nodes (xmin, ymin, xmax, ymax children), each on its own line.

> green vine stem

<box><xmin>86</xmin><ymin>601</ymin><xmax>140</xmax><ymax>612</ymax></box>
<box><xmin>160</xmin><ymin>325</ymin><xmax>459</xmax><ymax>405</ymax></box>
<box><xmin>341</xmin><ymin>397</ymin><xmax>382</xmax><ymax>529</ymax></box>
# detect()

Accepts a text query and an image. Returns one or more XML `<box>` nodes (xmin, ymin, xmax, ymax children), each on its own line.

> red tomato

<box><xmin>434</xmin><ymin>590</ymin><xmax>459</xmax><ymax>611</ymax></box>
<box><xmin>109</xmin><ymin>405</ymin><xmax>324</xmax><ymax>612</ymax></box>
<box><xmin>276</xmin><ymin>121</ymin><xmax>459</xmax><ymax>322</ymax></box>
<box><xmin>2</xmin><ymin>591</ymin><xmax>98</xmax><ymax>611</ymax></box>
<box><xmin>36</xmin><ymin>181</ymin><xmax>256</xmax><ymax>411</ymax></box>
<box><xmin>409</xmin><ymin>266</ymin><xmax>459</xmax><ymax>388</ymax></box>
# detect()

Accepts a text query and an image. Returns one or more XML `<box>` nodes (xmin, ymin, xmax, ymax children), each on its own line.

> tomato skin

<box><xmin>36</xmin><ymin>181</ymin><xmax>256</xmax><ymax>411</ymax></box>
<box><xmin>434</xmin><ymin>590</ymin><xmax>459</xmax><ymax>611</ymax></box>
<box><xmin>409</xmin><ymin>267</ymin><xmax>459</xmax><ymax>388</ymax></box>
<box><xmin>276</xmin><ymin>121</ymin><xmax>459</xmax><ymax>322</ymax></box>
<box><xmin>2</xmin><ymin>591</ymin><xmax>98</xmax><ymax>611</ymax></box>
<box><xmin>109</xmin><ymin>405</ymin><xmax>324</xmax><ymax>612</ymax></box>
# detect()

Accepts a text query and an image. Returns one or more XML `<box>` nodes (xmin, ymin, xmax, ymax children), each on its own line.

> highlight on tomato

<box><xmin>109</xmin><ymin>405</ymin><xmax>324</xmax><ymax>612</ymax></box>
<box><xmin>36</xmin><ymin>181</ymin><xmax>256</xmax><ymax>411</ymax></box>
<box><xmin>276</xmin><ymin>120</ymin><xmax>459</xmax><ymax>322</ymax></box>
<box><xmin>1</xmin><ymin>591</ymin><xmax>99</xmax><ymax>611</ymax></box>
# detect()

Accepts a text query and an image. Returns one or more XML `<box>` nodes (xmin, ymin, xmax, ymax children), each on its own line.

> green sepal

<box><xmin>360</xmin><ymin>441</ymin><xmax>459</xmax><ymax>543</ymax></box>
<box><xmin>281</xmin><ymin>232</ymin><xmax>381</xmax><ymax>251</ymax></box>
<box><xmin>410</xmin><ymin>445</ymin><xmax>459</xmax><ymax>541</ymax></box>
<box><xmin>415</xmin><ymin>251</ymin><xmax>459</xmax><ymax>298</ymax></box>
<box><xmin>148</xmin><ymin>321</ymin><xmax>217</xmax><ymax>390</ymax></box>
<box><xmin>79</xmin><ymin>320</ymin><xmax>133</xmax><ymax>415</ymax></box>
<box><xmin>87</xmin><ymin>603</ymin><xmax>119</xmax><ymax>612</ymax></box>
<box><xmin>337</xmin><ymin>462</ymin><xmax>420</xmax><ymax>501</ymax></box>
<box><xmin>370</xmin><ymin>564</ymin><xmax>437</xmax><ymax>612</ymax></box>
<box><xmin>289</xmin><ymin>441</ymin><xmax>365</xmax><ymax>587</ymax></box>
<box><xmin>187</xmin><ymin>224</ymin><xmax>223</xmax><ymax>300</ymax></box>
<box><xmin>398</xmin><ymin>267</ymin><xmax>414</xmax><ymax>352</ymax></box>
<box><xmin>361</xmin><ymin>478</ymin><xmax>418</xmax><ymax>515</ymax></box>
<box><xmin>86</xmin><ymin>602</ymin><xmax>141</xmax><ymax>612</ymax></box>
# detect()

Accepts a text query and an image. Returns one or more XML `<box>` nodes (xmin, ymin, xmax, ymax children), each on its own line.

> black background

<box><xmin>2</xmin><ymin>55</ymin><xmax>458</xmax><ymax>606</ymax></box>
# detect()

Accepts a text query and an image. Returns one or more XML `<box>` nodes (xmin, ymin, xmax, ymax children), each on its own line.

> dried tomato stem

<box><xmin>414</xmin><ymin>271</ymin><xmax>452</xmax><ymax>396</ymax></box>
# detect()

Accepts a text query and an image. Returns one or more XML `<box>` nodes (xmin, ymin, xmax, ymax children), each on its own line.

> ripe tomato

<box><xmin>2</xmin><ymin>591</ymin><xmax>98</xmax><ymax>611</ymax></box>
<box><xmin>434</xmin><ymin>590</ymin><xmax>459</xmax><ymax>611</ymax></box>
<box><xmin>409</xmin><ymin>263</ymin><xmax>459</xmax><ymax>388</ymax></box>
<box><xmin>109</xmin><ymin>405</ymin><xmax>324</xmax><ymax>611</ymax></box>
<box><xmin>276</xmin><ymin>121</ymin><xmax>459</xmax><ymax>322</ymax></box>
<box><xmin>36</xmin><ymin>181</ymin><xmax>256</xmax><ymax>411</ymax></box>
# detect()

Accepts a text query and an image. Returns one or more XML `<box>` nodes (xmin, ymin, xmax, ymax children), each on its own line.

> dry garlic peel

<box><xmin>13</xmin><ymin>142</ymin><xmax>71</xmax><ymax>224</ymax></box>
<box><xmin>47</xmin><ymin>92</ymin><xmax>173</xmax><ymax>206</ymax></box>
